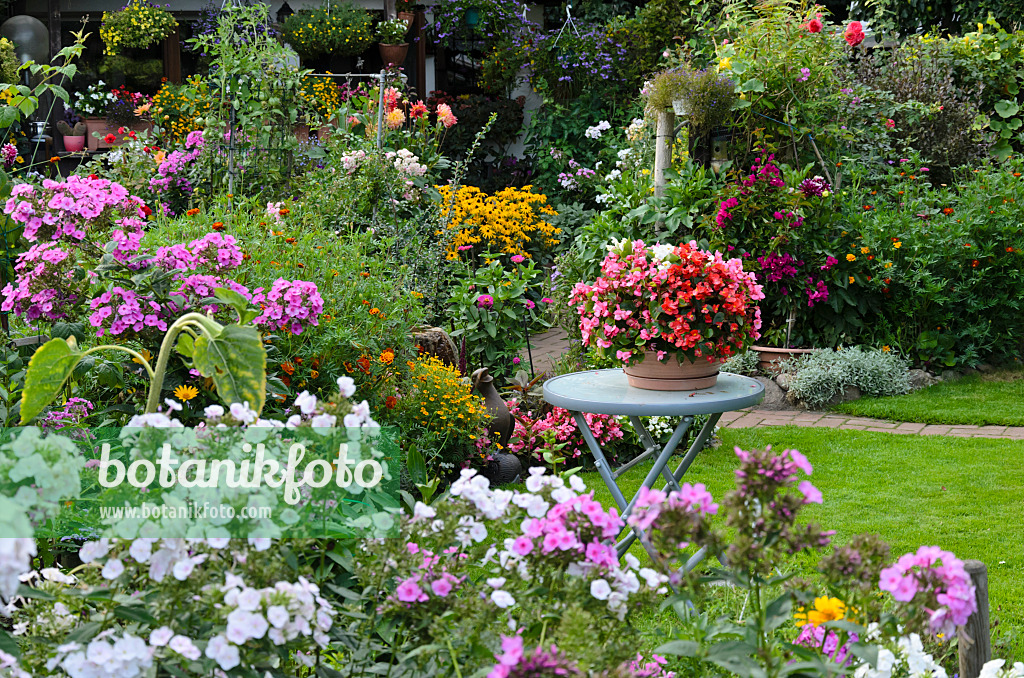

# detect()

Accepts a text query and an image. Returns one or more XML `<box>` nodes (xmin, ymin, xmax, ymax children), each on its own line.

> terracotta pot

<box><xmin>85</xmin><ymin>118</ymin><xmax>153</xmax><ymax>151</ymax></box>
<box><xmin>623</xmin><ymin>352</ymin><xmax>721</xmax><ymax>391</ymax></box>
<box><xmin>397</xmin><ymin>11</ymin><xmax>415</xmax><ymax>26</ymax></box>
<box><xmin>751</xmin><ymin>345</ymin><xmax>818</xmax><ymax>372</ymax></box>
<box><xmin>63</xmin><ymin>135</ymin><xmax>86</xmax><ymax>152</ymax></box>
<box><xmin>378</xmin><ymin>42</ymin><xmax>409</xmax><ymax>66</ymax></box>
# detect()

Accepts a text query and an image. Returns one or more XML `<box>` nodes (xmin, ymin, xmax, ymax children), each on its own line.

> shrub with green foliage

<box><xmin>783</xmin><ymin>346</ymin><xmax>911</xmax><ymax>408</ymax></box>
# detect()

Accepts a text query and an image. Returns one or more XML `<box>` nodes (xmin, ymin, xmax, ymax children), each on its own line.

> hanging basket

<box><xmin>623</xmin><ymin>352</ymin><xmax>721</xmax><ymax>391</ymax></box>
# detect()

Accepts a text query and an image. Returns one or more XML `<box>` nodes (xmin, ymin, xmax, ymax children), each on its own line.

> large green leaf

<box><xmin>192</xmin><ymin>324</ymin><xmax>267</xmax><ymax>414</ymax></box>
<box><xmin>20</xmin><ymin>338</ymin><xmax>83</xmax><ymax>424</ymax></box>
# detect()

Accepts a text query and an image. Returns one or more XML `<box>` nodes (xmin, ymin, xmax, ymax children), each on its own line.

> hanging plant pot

<box><xmin>464</xmin><ymin>7</ymin><xmax>481</xmax><ymax>26</ymax></box>
<box><xmin>378</xmin><ymin>42</ymin><xmax>409</xmax><ymax>66</ymax></box>
<box><xmin>397</xmin><ymin>11</ymin><xmax>415</xmax><ymax>25</ymax></box>
<box><xmin>623</xmin><ymin>352</ymin><xmax>721</xmax><ymax>391</ymax></box>
<box><xmin>671</xmin><ymin>99</ymin><xmax>689</xmax><ymax>116</ymax></box>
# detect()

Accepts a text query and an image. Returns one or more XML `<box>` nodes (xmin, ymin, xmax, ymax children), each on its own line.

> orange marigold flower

<box><xmin>186</xmin><ymin>208</ymin><xmax>200</xmax><ymax>216</ymax></box>
<box><xmin>380</xmin><ymin>349</ymin><xmax>395</xmax><ymax>365</ymax></box>
<box><xmin>211</xmin><ymin>221</ymin><xmax>224</xmax><ymax>230</ymax></box>
<box><xmin>369</xmin><ymin>307</ymin><xmax>380</xmax><ymax>315</ymax></box>
<box><xmin>848</xmin><ymin>276</ymin><xmax>855</xmax><ymax>284</ymax></box>
<box><xmin>343</xmin><ymin>361</ymin><xmax>354</xmax><ymax>373</ymax></box>
<box><xmin>310</xmin><ymin>369</ymin><xmax>319</xmax><ymax>379</ymax></box>
<box><xmin>279</xmin><ymin>208</ymin><xmax>290</xmax><ymax>215</ymax></box>
<box><xmin>359</xmin><ymin>271</ymin><xmax>370</xmax><ymax>277</ymax></box>
<box><xmin>286</xmin><ymin>237</ymin><xmax>296</xmax><ymax>244</ymax></box>
<box><xmin>385</xmin><ymin>395</ymin><xmax>397</xmax><ymax>409</ymax></box>
<box><xmin>281</xmin><ymin>362</ymin><xmax>295</xmax><ymax>375</ymax></box>
<box><xmin>942</xmin><ymin>208</ymin><xmax>954</xmax><ymax>215</ymax></box>
<box><xmin>357</xmin><ymin>356</ymin><xmax>371</xmax><ymax>373</ymax></box>
<box><xmin>49</xmin><ymin>156</ymin><xmax>59</xmax><ymax>163</ymax></box>
<box><xmin>1007</xmin><ymin>247</ymin><xmax>1015</xmax><ymax>253</ymax></box>
<box><xmin>971</xmin><ymin>259</ymin><xmax>979</xmax><ymax>267</ymax></box>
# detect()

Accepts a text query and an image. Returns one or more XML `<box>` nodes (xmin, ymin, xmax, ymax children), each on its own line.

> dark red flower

<box><xmin>845</xmin><ymin>21</ymin><xmax>865</xmax><ymax>46</ymax></box>
<box><xmin>141</xmin><ymin>204</ymin><xmax>153</xmax><ymax>217</ymax></box>
<box><xmin>104</xmin><ymin>133</ymin><xmax>116</xmax><ymax>144</ymax></box>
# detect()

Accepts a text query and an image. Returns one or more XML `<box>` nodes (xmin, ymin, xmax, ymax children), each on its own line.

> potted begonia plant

<box><xmin>571</xmin><ymin>239</ymin><xmax>764</xmax><ymax>390</ymax></box>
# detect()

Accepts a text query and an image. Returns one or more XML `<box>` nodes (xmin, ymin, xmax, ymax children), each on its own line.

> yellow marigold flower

<box><xmin>894</xmin><ymin>241</ymin><xmax>902</xmax><ymax>249</ymax></box>
<box><xmin>846</xmin><ymin>253</ymin><xmax>856</xmax><ymax>261</ymax></box>
<box><xmin>860</xmin><ymin>246</ymin><xmax>870</xmax><ymax>254</ymax></box>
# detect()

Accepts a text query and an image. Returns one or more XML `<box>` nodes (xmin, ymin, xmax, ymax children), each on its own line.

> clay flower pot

<box><xmin>378</xmin><ymin>42</ymin><xmax>409</xmax><ymax>66</ymax></box>
<box><xmin>63</xmin><ymin>135</ymin><xmax>86</xmax><ymax>152</ymax></box>
<box><xmin>623</xmin><ymin>352</ymin><xmax>721</xmax><ymax>391</ymax></box>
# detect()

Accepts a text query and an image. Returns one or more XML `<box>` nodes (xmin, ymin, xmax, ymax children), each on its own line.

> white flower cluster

<box><xmin>201</xmin><ymin>573</ymin><xmax>335</xmax><ymax>670</ymax></box>
<box><xmin>585</xmin><ymin>120</ymin><xmax>612</xmax><ymax>139</ymax></box>
<box><xmin>980</xmin><ymin>660</ymin><xmax>1024</xmax><ymax>678</ymax></box>
<box><xmin>58</xmin><ymin>633</ymin><xmax>154</xmax><ymax>678</ymax></box>
<box><xmin>444</xmin><ymin>467</ymin><xmax>668</xmax><ymax>621</ymax></box>
<box><xmin>79</xmin><ymin>537</ymin><xmax>271</xmax><ymax>584</ymax></box>
<box><xmin>625</xmin><ymin>117</ymin><xmax>646</xmax><ymax>142</ymax></box>
<box><xmin>853</xmin><ymin>634</ymin><xmax>948</xmax><ymax>678</ymax></box>
<box><xmin>0</xmin><ymin>537</ymin><xmax>36</xmax><ymax>601</ymax></box>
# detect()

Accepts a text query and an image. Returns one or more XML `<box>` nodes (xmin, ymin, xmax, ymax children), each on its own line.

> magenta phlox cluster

<box><xmin>627</xmin><ymin>484</ymin><xmax>718</xmax><ymax>536</ymax></box>
<box><xmin>88</xmin><ymin>286</ymin><xmax>168</xmax><ymax>337</ymax></box>
<box><xmin>0</xmin><ymin>243</ymin><xmax>84</xmax><ymax>321</ymax></box>
<box><xmin>251</xmin><ymin>278</ymin><xmax>324</xmax><ymax>335</ymax></box>
<box><xmin>5</xmin><ymin>176</ymin><xmax>144</xmax><ymax>244</ymax></box>
<box><xmin>189</xmin><ymin>232</ymin><xmax>244</xmax><ymax>271</ymax></box>
<box><xmin>794</xmin><ymin>624</ymin><xmax>858</xmax><ymax>665</ymax></box>
<box><xmin>149</xmin><ymin>133</ymin><xmax>205</xmax><ymax>194</ymax></box>
<box><xmin>878</xmin><ymin>545</ymin><xmax>977</xmax><ymax>637</ymax></box>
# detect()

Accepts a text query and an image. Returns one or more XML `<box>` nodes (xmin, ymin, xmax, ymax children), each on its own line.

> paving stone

<box><xmin>839</xmin><ymin>424</ymin><xmax>866</xmax><ymax>430</ymax></box>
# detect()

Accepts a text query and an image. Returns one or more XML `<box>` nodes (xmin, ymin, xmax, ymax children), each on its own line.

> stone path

<box><xmin>523</xmin><ymin>329</ymin><xmax>1024</xmax><ymax>441</ymax></box>
<box><xmin>718</xmin><ymin>409</ymin><xmax>1024</xmax><ymax>440</ymax></box>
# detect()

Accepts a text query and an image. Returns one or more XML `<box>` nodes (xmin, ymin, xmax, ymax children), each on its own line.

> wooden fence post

<box><xmin>958</xmin><ymin>559</ymin><xmax>991</xmax><ymax>678</ymax></box>
<box><xmin>653</xmin><ymin>109</ymin><xmax>675</xmax><ymax>200</ymax></box>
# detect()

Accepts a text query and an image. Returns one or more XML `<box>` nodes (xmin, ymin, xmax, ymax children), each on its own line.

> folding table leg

<box><xmin>572</xmin><ymin>412</ymin><xmax>663</xmax><ymax>564</ymax></box>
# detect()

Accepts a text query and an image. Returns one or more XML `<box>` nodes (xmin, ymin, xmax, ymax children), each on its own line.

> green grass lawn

<box><xmin>579</xmin><ymin>426</ymin><xmax>1024</xmax><ymax>658</ymax></box>
<box><xmin>833</xmin><ymin>367</ymin><xmax>1024</xmax><ymax>426</ymax></box>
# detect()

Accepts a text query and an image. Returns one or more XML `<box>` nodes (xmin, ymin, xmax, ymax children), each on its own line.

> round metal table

<box><xmin>543</xmin><ymin>369</ymin><xmax>764</xmax><ymax>565</ymax></box>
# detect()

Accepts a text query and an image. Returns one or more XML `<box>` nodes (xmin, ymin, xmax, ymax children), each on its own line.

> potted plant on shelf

<box><xmin>377</xmin><ymin>17</ymin><xmax>411</xmax><ymax>66</ymax></box>
<box><xmin>99</xmin><ymin>0</ymin><xmax>178</xmax><ymax>56</ymax></box>
<box><xmin>56</xmin><ymin>119</ymin><xmax>87</xmax><ymax>153</ymax></box>
<box><xmin>571</xmin><ymin>239</ymin><xmax>764</xmax><ymax>390</ymax></box>
<box><xmin>74</xmin><ymin>83</ymin><xmax>117</xmax><ymax>151</ymax></box>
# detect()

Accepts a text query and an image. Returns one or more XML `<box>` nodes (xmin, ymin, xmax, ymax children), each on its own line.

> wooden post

<box><xmin>47</xmin><ymin>0</ymin><xmax>61</xmax><ymax>59</ymax></box>
<box><xmin>958</xmin><ymin>560</ymin><xmax>991</xmax><ymax>678</ymax></box>
<box><xmin>163</xmin><ymin>24</ymin><xmax>181</xmax><ymax>84</ymax></box>
<box><xmin>653</xmin><ymin>109</ymin><xmax>675</xmax><ymax>199</ymax></box>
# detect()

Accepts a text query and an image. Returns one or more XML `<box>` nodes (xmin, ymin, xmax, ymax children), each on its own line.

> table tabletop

<box><xmin>543</xmin><ymin>369</ymin><xmax>764</xmax><ymax>416</ymax></box>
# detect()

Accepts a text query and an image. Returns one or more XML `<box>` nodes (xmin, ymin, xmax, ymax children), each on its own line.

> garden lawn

<box><xmin>580</xmin><ymin>426</ymin><xmax>1024</xmax><ymax>658</ymax></box>
<box><xmin>833</xmin><ymin>367</ymin><xmax>1024</xmax><ymax>426</ymax></box>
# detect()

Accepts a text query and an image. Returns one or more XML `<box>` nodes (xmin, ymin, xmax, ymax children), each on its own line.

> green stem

<box><xmin>144</xmin><ymin>313</ymin><xmax>220</xmax><ymax>413</ymax></box>
<box><xmin>445</xmin><ymin>637</ymin><xmax>463</xmax><ymax>678</ymax></box>
<box><xmin>80</xmin><ymin>345</ymin><xmax>155</xmax><ymax>381</ymax></box>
